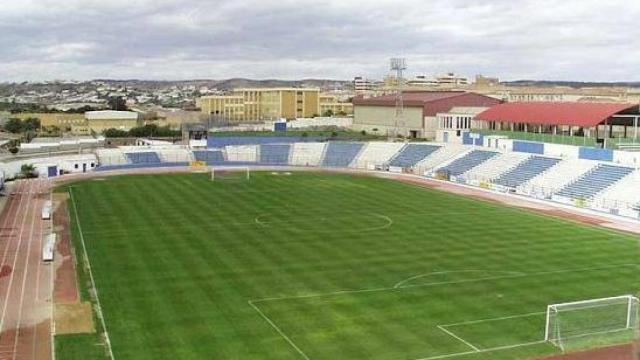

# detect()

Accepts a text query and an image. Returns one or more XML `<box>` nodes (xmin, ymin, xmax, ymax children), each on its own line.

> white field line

<box><xmin>69</xmin><ymin>187</ymin><xmax>115</xmax><ymax>360</ymax></box>
<box><xmin>393</xmin><ymin>270</ymin><xmax>525</xmax><ymax>289</ymax></box>
<box><xmin>13</xmin><ymin>179</ymin><xmax>42</xmax><ymax>360</ymax></box>
<box><xmin>556</xmin><ymin>327</ymin><xmax>633</xmax><ymax>342</ymax></box>
<box><xmin>436</xmin><ymin>325</ymin><xmax>480</xmax><ymax>352</ymax></box>
<box><xmin>250</xmin><ymin>263</ymin><xmax>639</xmax><ymax>304</ymax></box>
<box><xmin>414</xmin><ymin>340</ymin><xmax>547</xmax><ymax>360</ymax></box>
<box><xmin>0</xmin><ymin>180</ymin><xmax>34</xmax><ymax>337</ymax></box>
<box><xmin>252</xmin><ymin>212</ymin><xmax>392</xmax><ymax>232</ymax></box>
<box><xmin>372</xmin><ymin>214</ymin><xmax>393</xmax><ymax>230</ymax></box>
<box><xmin>254</xmin><ymin>216</ymin><xmax>268</xmax><ymax>227</ymax></box>
<box><xmin>249</xmin><ymin>299</ymin><xmax>550</xmax><ymax>360</ymax></box>
<box><xmin>249</xmin><ymin>264</ymin><xmax>636</xmax><ymax>360</ymax></box>
<box><xmin>247</xmin><ymin>300</ymin><xmax>310</xmax><ymax>360</ymax></box>
<box><xmin>85</xmin><ymin>213</ymin><xmax>396</xmax><ymax>235</ymax></box>
<box><xmin>441</xmin><ymin>311</ymin><xmax>546</xmax><ymax>328</ymax></box>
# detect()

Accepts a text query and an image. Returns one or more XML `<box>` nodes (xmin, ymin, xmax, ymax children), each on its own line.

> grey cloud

<box><xmin>0</xmin><ymin>0</ymin><xmax>638</xmax><ymax>81</ymax></box>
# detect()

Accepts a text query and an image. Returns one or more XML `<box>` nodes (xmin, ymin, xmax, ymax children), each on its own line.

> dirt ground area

<box><xmin>52</xmin><ymin>192</ymin><xmax>79</xmax><ymax>304</ymax></box>
<box><xmin>54</xmin><ymin>302</ymin><xmax>94</xmax><ymax>334</ymax></box>
<box><xmin>536</xmin><ymin>343</ymin><xmax>637</xmax><ymax>360</ymax></box>
<box><xmin>52</xmin><ymin>192</ymin><xmax>95</xmax><ymax>336</ymax></box>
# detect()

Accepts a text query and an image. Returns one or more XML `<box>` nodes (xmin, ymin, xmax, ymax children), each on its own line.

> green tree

<box><xmin>4</xmin><ymin>118</ymin><xmax>23</xmax><ymax>133</ymax></box>
<box><xmin>20</xmin><ymin>164</ymin><xmax>37</xmax><ymax>178</ymax></box>
<box><xmin>103</xmin><ymin>128</ymin><xmax>128</xmax><ymax>137</ymax></box>
<box><xmin>23</xmin><ymin>117</ymin><xmax>41</xmax><ymax>132</ymax></box>
<box><xmin>108</xmin><ymin>96</ymin><xmax>128</xmax><ymax>111</ymax></box>
<box><xmin>322</xmin><ymin>109</ymin><xmax>334</xmax><ymax>117</ymax></box>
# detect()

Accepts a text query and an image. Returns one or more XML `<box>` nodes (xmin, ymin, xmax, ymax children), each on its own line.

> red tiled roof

<box><xmin>353</xmin><ymin>91</ymin><xmax>467</xmax><ymax>107</ymax></box>
<box><xmin>475</xmin><ymin>102</ymin><xmax>637</xmax><ymax>127</ymax></box>
<box><xmin>353</xmin><ymin>91</ymin><xmax>502</xmax><ymax>116</ymax></box>
<box><xmin>421</xmin><ymin>93</ymin><xmax>502</xmax><ymax>117</ymax></box>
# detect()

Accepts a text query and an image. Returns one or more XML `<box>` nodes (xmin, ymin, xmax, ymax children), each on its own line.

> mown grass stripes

<box><xmin>58</xmin><ymin>172</ymin><xmax>639</xmax><ymax>360</ymax></box>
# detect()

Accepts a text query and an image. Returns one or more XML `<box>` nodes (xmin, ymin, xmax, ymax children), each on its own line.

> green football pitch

<box><xmin>57</xmin><ymin>171</ymin><xmax>640</xmax><ymax>360</ymax></box>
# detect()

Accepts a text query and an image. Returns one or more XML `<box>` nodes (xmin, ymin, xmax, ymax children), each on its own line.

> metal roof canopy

<box><xmin>475</xmin><ymin>102</ymin><xmax>640</xmax><ymax>127</ymax></box>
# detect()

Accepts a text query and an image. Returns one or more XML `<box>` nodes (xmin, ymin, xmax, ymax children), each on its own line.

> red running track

<box><xmin>0</xmin><ymin>179</ymin><xmax>53</xmax><ymax>360</ymax></box>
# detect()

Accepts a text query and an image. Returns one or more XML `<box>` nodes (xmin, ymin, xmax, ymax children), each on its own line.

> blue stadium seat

<box><xmin>259</xmin><ymin>144</ymin><xmax>290</xmax><ymax>165</ymax></box>
<box><xmin>556</xmin><ymin>164</ymin><xmax>634</xmax><ymax>199</ymax></box>
<box><xmin>96</xmin><ymin>162</ymin><xmax>189</xmax><ymax>171</ymax></box>
<box><xmin>126</xmin><ymin>152</ymin><xmax>161</xmax><ymax>164</ymax></box>
<box><xmin>388</xmin><ymin>144</ymin><xmax>440</xmax><ymax>168</ymax></box>
<box><xmin>494</xmin><ymin>156</ymin><xmax>560</xmax><ymax>188</ymax></box>
<box><xmin>438</xmin><ymin>150</ymin><xmax>498</xmax><ymax>176</ymax></box>
<box><xmin>322</xmin><ymin>142</ymin><xmax>364</xmax><ymax>167</ymax></box>
<box><xmin>193</xmin><ymin>150</ymin><xmax>225</xmax><ymax>165</ymax></box>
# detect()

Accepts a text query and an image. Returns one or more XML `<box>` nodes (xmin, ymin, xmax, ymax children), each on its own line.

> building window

<box><xmin>74</xmin><ymin>164</ymin><xmax>79</xmax><ymax>169</ymax></box>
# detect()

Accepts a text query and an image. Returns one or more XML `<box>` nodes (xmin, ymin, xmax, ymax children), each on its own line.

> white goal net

<box><xmin>545</xmin><ymin>295</ymin><xmax>639</xmax><ymax>352</ymax></box>
<box><xmin>210</xmin><ymin>167</ymin><xmax>250</xmax><ymax>182</ymax></box>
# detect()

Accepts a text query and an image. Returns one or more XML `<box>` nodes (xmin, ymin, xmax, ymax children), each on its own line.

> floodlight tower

<box><xmin>390</xmin><ymin>58</ymin><xmax>407</xmax><ymax>139</ymax></box>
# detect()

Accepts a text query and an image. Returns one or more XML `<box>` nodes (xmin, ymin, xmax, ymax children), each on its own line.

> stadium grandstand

<box><xmin>474</xmin><ymin>102</ymin><xmax>640</xmax><ymax>149</ymax></box>
<box><xmin>4</xmin><ymin>130</ymin><xmax>640</xmax><ymax>360</ymax></box>
<box><xmin>52</xmin><ymin>133</ymin><xmax>637</xmax><ymax>220</ymax></box>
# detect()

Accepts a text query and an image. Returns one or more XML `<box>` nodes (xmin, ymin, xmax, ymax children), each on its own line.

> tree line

<box><xmin>3</xmin><ymin>117</ymin><xmax>41</xmax><ymax>133</ymax></box>
<box><xmin>103</xmin><ymin>124</ymin><xmax>181</xmax><ymax>138</ymax></box>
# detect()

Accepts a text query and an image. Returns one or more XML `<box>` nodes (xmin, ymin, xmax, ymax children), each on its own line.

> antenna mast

<box><xmin>390</xmin><ymin>58</ymin><xmax>406</xmax><ymax>139</ymax></box>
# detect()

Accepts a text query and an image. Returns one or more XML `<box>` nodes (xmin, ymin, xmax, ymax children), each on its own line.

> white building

<box><xmin>436</xmin><ymin>72</ymin><xmax>470</xmax><ymax>86</ymax></box>
<box><xmin>353</xmin><ymin>76</ymin><xmax>377</xmax><ymax>93</ymax></box>
<box><xmin>435</xmin><ymin>107</ymin><xmax>491</xmax><ymax>144</ymax></box>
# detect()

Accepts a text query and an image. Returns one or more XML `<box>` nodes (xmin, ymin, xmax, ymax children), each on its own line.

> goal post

<box><xmin>210</xmin><ymin>166</ymin><xmax>250</xmax><ymax>182</ymax></box>
<box><xmin>545</xmin><ymin>295</ymin><xmax>639</xmax><ymax>352</ymax></box>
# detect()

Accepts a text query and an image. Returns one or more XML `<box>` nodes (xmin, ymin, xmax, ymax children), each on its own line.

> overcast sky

<box><xmin>0</xmin><ymin>0</ymin><xmax>638</xmax><ymax>82</ymax></box>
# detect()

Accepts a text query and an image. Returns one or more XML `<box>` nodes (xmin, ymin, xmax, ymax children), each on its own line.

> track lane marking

<box><xmin>0</xmin><ymin>180</ymin><xmax>34</xmax><ymax>341</ymax></box>
<box><xmin>13</xmin><ymin>179</ymin><xmax>44</xmax><ymax>360</ymax></box>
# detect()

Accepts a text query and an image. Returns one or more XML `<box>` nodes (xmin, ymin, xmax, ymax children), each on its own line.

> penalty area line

<box><xmin>437</xmin><ymin>325</ymin><xmax>480</xmax><ymax>352</ymax></box>
<box><xmin>247</xmin><ymin>300</ymin><xmax>311</xmax><ymax>360</ymax></box>
<box><xmin>250</xmin><ymin>263</ymin><xmax>639</xmax><ymax>304</ymax></box>
<box><xmin>440</xmin><ymin>311</ymin><xmax>546</xmax><ymax>327</ymax></box>
<box><xmin>414</xmin><ymin>340</ymin><xmax>547</xmax><ymax>360</ymax></box>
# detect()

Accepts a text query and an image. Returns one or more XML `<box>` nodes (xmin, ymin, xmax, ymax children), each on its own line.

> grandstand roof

<box><xmin>353</xmin><ymin>91</ymin><xmax>502</xmax><ymax>116</ymax></box>
<box><xmin>475</xmin><ymin>102</ymin><xmax>638</xmax><ymax>127</ymax></box>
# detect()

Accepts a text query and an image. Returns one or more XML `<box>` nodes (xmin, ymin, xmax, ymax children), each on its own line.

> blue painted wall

<box><xmin>513</xmin><ymin>140</ymin><xmax>545</xmax><ymax>154</ymax></box>
<box><xmin>462</xmin><ymin>132</ymin><xmax>484</xmax><ymax>145</ymax></box>
<box><xmin>579</xmin><ymin>147</ymin><xmax>613</xmax><ymax>161</ymax></box>
<box><xmin>47</xmin><ymin>166</ymin><xmax>58</xmax><ymax>177</ymax></box>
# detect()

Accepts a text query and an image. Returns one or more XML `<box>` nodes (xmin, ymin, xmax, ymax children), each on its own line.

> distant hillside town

<box><xmin>0</xmin><ymin>68</ymin><xmax>640</xmax><ymax>153</ymax></box>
